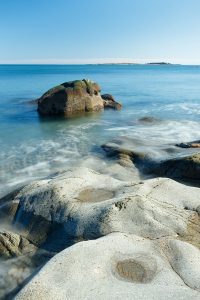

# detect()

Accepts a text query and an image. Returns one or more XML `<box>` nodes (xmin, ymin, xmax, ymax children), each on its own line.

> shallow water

<box><xmin>0</xmin><ymin>64</ymin><xmax>200</xmax><ymax>196</ymax></box>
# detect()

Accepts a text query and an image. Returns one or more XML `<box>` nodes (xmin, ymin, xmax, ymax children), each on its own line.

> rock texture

<box><xmin>15</xmin><ymin>233</ymin><xmax>200</xmax><ymax>300</ymax></box>
<box><xmin>0</xmin><ymin>164</ymin><xmax>199</xmax><ymax>299</ymax></box>
<box><xmin>0</xmin><ymin>231</ymin><xmax>37</xmax><ymax>259</ymax></box>
<box><xmin>37</xmin><ymin>79</ymin><xmax>121</xmax><ymax>116</ymax></box>
<box><xmin>2</xmin><ymin>168</ymin><xmax>200</xmax><ymax>249</ymax></box>
<box><xmin>38</xmin><ymin>79</ymin><xmax>103</xmax><ymax>116</ymax></box>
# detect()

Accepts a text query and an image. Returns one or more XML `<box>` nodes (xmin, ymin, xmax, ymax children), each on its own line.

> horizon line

<box><xmin>0</xmin><ymin>58</ymin><xmax>200</xmax><ymax>65</ymax></box>
<box><xmin>0</xmin><ymin>61</ymin><xmax>200</xmax><ymax>66</ymax></box>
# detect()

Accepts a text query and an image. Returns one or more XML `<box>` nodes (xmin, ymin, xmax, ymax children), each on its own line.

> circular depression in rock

<box><xmin>116</xmin><ymin>258</ymin><xmax>157</xmax><ymax>283</ymax></box>
<box><xmin>77</xmin><ymin>189</ymin><xmax>115</xmax><ymax>203</ymax></box>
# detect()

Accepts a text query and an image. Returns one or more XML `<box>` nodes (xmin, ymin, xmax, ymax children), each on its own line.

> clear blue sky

<box><xmin>0</xmin><ymin>0</ymin><xmax>200</xmax><ymax>64</ymax></box>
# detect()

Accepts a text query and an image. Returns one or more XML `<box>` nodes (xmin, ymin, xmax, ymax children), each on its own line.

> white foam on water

<box><xmin>161</xmin><ymin>103</ymin><xmax>200</xmax><ymax>115</ymax></box>
<box><xmin>1</xmin><ymin>111</ymin><xmax>200</xmax><ymax>198</ymax></box>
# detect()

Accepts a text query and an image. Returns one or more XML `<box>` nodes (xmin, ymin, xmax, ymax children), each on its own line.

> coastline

<box><xmin>1</xmin><ymin>141</ymin><xmax>200</xmax><ymax>299</ymax></box>
<box><xmin>0</xmin><ymin>65</ymin><xmax>200</xmax><ymax>299</ymax></box>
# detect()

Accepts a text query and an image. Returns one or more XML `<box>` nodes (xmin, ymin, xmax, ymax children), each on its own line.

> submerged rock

<box><xmin>137</xmin><ymin>116</ymin><xmax>161</xmax><ymax>124</ymax></box>
<box><xmin>15</xmin><ymin>233</ymin><xmax>200</xmax><ymax>300</ymax></box>
<box><xmin>101</xmin><ymin>138</ymin><xmax>156</xmax><ymax>174</ymax></box>
<box><xmin>37</xmin><ymin>79</ymin><xmax>121</xmax><ymax>116</ymax></box>
<box><xmin>102</xmin><ymin>138</ymin><xmax>200</xmax><ymax>181</ymax></box>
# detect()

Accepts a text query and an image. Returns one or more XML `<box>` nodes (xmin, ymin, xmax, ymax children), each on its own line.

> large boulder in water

<box><xmin>38</xmin><ymin>79</ymin><xmax>104</xmax><ymax>116</ymax></box>
<box><xmin>37</xmin><ymin>79</ymin><xmax>122</xmax><ymax>116</ymax></box>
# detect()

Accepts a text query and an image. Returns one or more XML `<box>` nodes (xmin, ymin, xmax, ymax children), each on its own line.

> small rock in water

<box><xmin>101</xmin><ymin>94</ymin><xmax>122</xmax><ymax>110</ymax></box>
<box><xmin>176</xmin><ymin>140</ymin><xmax>200</xmax><ymax>148</ymax></box>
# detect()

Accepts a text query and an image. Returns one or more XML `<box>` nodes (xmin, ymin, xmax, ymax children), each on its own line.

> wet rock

<box><xmin>176</xmin><ymin>140</ymin><xmax>200</xmax><ymax>148</ymax></box>
<box><xmin>154</xmin><ymin>153</ymin><xmax>200</xmax><ymax>180</ymax></box>
<box><xmin>37</xmin><ymin>79</ymin><xmax>104</xmax><ymax>116</ymax></box>
<box><xmin>102</xmin><ymin>138</ymin><xmax>200</xmax><ymax>181</ymax></box>
<box><xmin>15</xmin><ymin>233</ymin><xmax>200</xmax><ymax>300</ymax></box>
<box><xmin>101</xmin><ymin>94</ymin><xmax>122</xmax><ymax>110</ymax></box>
<box><xmin>102</xmin><ymin>138</ymin><xmax>155</xmax><ymax>173</ymax></box>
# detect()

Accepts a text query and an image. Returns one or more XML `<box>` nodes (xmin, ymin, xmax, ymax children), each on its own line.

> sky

<box><xmin>0</xmin><ymin>0</ymin><xmax>200</xmax><ymax>64</ymax></box>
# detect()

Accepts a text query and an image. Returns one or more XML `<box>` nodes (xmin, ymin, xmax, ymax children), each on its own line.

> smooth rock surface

<box><xmin>0</xmin><ymin>166</ymin><xmax>200</xmax><ymax>299</ymax></box>
<box><xmin>15</xmin><ymin>233</ymin><xmax>200</xmax><ymax>300</ymax></box>
<box><xmin>1</xmin><ymin>167</ymin><xmax>199</xmax><ymax>249</ymax></box>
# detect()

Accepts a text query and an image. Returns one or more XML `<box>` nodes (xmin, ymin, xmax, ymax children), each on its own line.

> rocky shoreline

<box><xmin>0</xmin><ymin>80</ymin><xmax>200</xmax><ymax>299</ymax></box>
<box><xmin>0</xmin><ymin>137</ymin><xmax>199</xmax><ymax>299</ymax></box>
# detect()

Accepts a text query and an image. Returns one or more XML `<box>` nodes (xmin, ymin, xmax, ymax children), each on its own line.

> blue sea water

<box><xmin>0</xmin><ymin>64</ymin><xmax>200</xmax><ymax>196</ymax></box>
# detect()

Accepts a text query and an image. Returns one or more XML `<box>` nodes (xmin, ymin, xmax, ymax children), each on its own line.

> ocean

<box><xmin>0</xmin><ymin>64</ymin><xmax>200</xmax><ymax>197</ymax></box>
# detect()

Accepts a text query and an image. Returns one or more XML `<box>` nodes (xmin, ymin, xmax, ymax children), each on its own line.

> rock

<box><xmin>0</xmin><ymin>166</ymin><xmax>200</xmax><ymax>298</ymax></box>
<box><xmin>15</xmin><ymin>233</ymin><xmax>200</xmax><ymax>300</ymax></box>
<box><xmin>101</xmin><ymin>94</ymin><xmax>122</xmax><ymax>110</ymax></box>
<box><xmin>154</xmin><ymin>153</ymin><xmax>200</xmax><ymax>180</ymax></box>
<box><xmin>0</xmin><ymin>231</ymin><xmax>37</xmax><ymax>259</ymax></box>
<box><xmin>1</xmin><ymin>167</ymin><xmax>200</xmax><ymax>248</ymax></box>
<box><xmin>176</xmin><ymin>140</ymin><xmax>200</xmax><ymax>148</ymax></box>
<box><xmin>167</xmin><ymin>239</ymin><xmax>200</xmax><ymax>291</ymax></box>
<box><xmin>102</xmin><ymin>137</ymin><xmax>155</xmax><ymax>173</ymax></box>
<box><xmin>2</xmin><ymin>167</ymin><xmax>127</xmax><ymax>249</ymax></box>
<box><xmin>102</xmin><ymin>141</ymin><xmax>149</xmax><ymax>162</ymax></box>
<box><xmin>102</xmin><ymin>138</ymin><xmax>200</xmax><ymax>181</ymax></box>
<box><xmin>37</xmin><ymin>79</ymin><xmax>104</xmax><ymax>116</ymax></box>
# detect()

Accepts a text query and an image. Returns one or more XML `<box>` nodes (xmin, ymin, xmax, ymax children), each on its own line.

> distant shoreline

<box><xmin>0</xmin><ymin>62</ymin><xmax>188</xmax><ymax>66</ymax></box>
<box><xmin>1</xmin><ymin>62</ymin><xmax>200</xmax><ymax>66</ymax></box>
